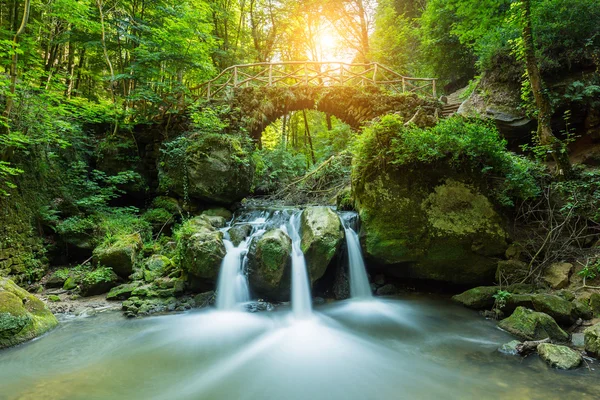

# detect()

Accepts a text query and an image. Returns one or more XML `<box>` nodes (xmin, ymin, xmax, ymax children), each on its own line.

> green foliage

<box><xmin>552</xmin><ymin>168</ymin><xmax>600</xmax><ymax>223</ymax></box>
<box><xmin>81</xmin><ymin>266</ymin><xmax>115</xmax><ymax>285</ymax></box>
<box><xmin>253</xmin><ymin>146</ymin><xmax>307</xmax><ymax>193</ymax></box>
<box><xmin>493</xmin><ymin>289</ymin><xmax>512</xmax><ymax>310</ymax></box>
<box><xmin>353</xmin><ymin>115</ymin><xmax>543</xmax><ymax>206</ymax></box>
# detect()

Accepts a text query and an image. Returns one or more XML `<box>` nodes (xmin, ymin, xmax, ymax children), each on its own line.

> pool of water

<box><xmin>1</xmin><ymin>295</ymin><xmax>598</xmax><ymax>400</ymax></box>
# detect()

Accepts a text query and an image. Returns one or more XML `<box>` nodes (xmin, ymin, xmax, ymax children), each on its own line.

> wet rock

<box><xmin>300</xmin><ymin>207</ymin><xmax>344</xmax><ymax>284</ymax></box>
<box><xmin>245</xmin><ymin>301</ymin><xmax>275</xmax><ymax>313</ymax></box>
<box><xmin>542</xmin><ymin>262</ymin><xmax>573</xmax><ymax>289</ymax></box>
<box><xmin>247</xmin><ymin>229</ymin><xmax>291</xmax><ymax>301</ymax></box>
<box><xmin>573</xmin><ymin>299</ymin><xmax>593</xmax><ymax>320</ymax></box>
<box><xmin>176</xmin><ymin>216</ymin><xmax>226</xmax><ymax>280</ymax></box>
<box><xmin>0</xmin><ymin>278</ymin><xmax>58</xmax><ymax>349</ymax></box>
<box><xmin>531</xmin><ymin>294</ymin><xmax>576</xmax><ymax>325</ymax></box>
<box><xmin>571</xmin><ymin>333</ymin><xmax>585</xmax><ymax>348</ymax></box>
<box><xmin>376</xmin><ymin>284</ymin><xmax>398</xmax><ymax>296</ymax></box>
<box><xmin>107</xmin><ymin>282</ymin><xmax>143</xmax><ymax>301</ymax></box>
<box><xmin>498</xmin><ymin>307</ymin><xmax>568</xmax><ymax>342</ymax></box>
<box><xmin>229</xmin><ymin>224</ymin><xmax>252</xmax><ymax>246</ymax></box>
<box><xmin>158</xmin><ymin>134</ymin><xmax>253</xmax><ymax>205</ymax></box>
<box><xmin>589</xmin><ymin>293</ymin><xmax>600</xmax><ymax>317</ymax></box>
<box><xmin>452</xmin><ymin>286</ymin><xmax>498</xmax><ymax>310</ymax></box>
<box><xmin>193</xmin><ymin>291</ymin><xmax>215</xmax><ymax>308</ymax></box>
<box><xmin>355</xmin><ymin>174</ymin><xmax>508</xmax><ymax>285</ymax></box>
<box><xmin>333</xmin><ymin>264</ymin><xmax>350</xmax><ymax>300</ymax></box>
<box><xmin>93</xmin><ymin>233</ymin><xmax>143</xmax><ymax>278</ymax></box>
<box><xmin>374</xmin><ymin>274</ymin><xmax>385</xmax><ymax>286</ymax></box>
<box><xmin>503</xmin><ymin>294</ymin><xmax>534</xmax><ymax>315</ymax></box>
<box><xmin>313</xmin><ymin>297</ymin><xmax>326</xmax><ymax>305</ymax></box>
<box><xmin>584</xmin><ymin>323</ymin><xmax>600</xmax><ymax>357</ymax></box>
<box><xmin>498</xmin><ymin>340</ymin><xmax>521</xmax><ymax>355</ymax></box>
<box><xmin>537</xmin><ymin>343</ymin><xmax>582</xmax><ymax>370</ymax></box>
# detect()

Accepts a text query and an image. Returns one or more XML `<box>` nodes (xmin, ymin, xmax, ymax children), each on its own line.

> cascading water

<box><xmin>340</xmin><ymin>213</ymin><xmax>372</xmax><ymax>299</ymax></box>
<box><xmin>215</xmin><ymin>213</ymin><xmax>269</xmax><ymax>311</ymax></box>
<box><xmin>282</xmin><ymin>212</ymin><xmax>313</xmax><ymax>318</ymax></box>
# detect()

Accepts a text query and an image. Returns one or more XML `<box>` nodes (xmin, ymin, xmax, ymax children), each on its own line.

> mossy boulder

<box><xmin>107</xmin><ymin>282</ymin><xmax>143</xmax><ymax>301</ymax></box>
<box><xmin>300</xmin><ymin>207</ymin><xmax>344</xmax><ymax>284</ymax></box>
<box><xmin>158</xmin><ymin>134</ymin><xmax>253</xmax><ymax>205</ymax></box>
<box><xmin>0</xmin><ymin>278</ymin><xmax>58</xmax><ymax>349</ymax></box>
<box><xmin>542</xmin><ymin>262</ymin><xmax>573</xmax><ymax>290</ymax></box>
<box><xmin>498</xmin><ymin>307</ymin><xmax>568</xmax><ymax>342</ymax></box>
<box><xmin>202</xmin><ymin>207</ymin><xmax>233</xmax><ymax>221</ymax></box>
<box><xmin>143</xmin><ymin>255</ymin><xmax>174</xmax><ymax>283</ymax></box>
<box><xmin>176</xmin><ymin>216</ymin><xmax>226</xmax><ymax>280</ymax></box>
<box><xmin>537</xmin><ymin>343</ymin><xmax>582</xmax><ymax>370</ymax></box>
<box><xmin>503</xmin><ymin>294</ymin><xmax>534</xmax><ymax>314</ymax></box>
<box><xmin>79</xmin><ymin>267</ymin><xmax>120</xmax><ymax>297</ymax></box>
<box><xmin>229</xmin><ymin>224</ymin><xmax>252</xmax><ymax>246</ymax></box>
<box><xmin>589</xmin><ymin>293</ymin><xmax>600</xmax><ymax>317</ymax></box>
<box><xmin>93</xmin><ymin>233</ymin><xmax>143</xmax><ymax>278</ymax></box>
<box><xmin>354</xmin><ymin>172</ymin><xmax>508</xmax><ymax>285</ymax></box>
<box><xmin>452</xmin><ymin>286</ymin><xmax>498</xmax><ymax>309</ymax></box>
<box><xmin>247</xmin><ymin>229</ymin><xmax>292</xmax><ymax>301</ymax></box>
<box><xmin>573</xmin><ymin>299</ymin><xmax>593</xmax><ymax>320</ymax></box>
<box><xmin>584</xmin><ymin>323</ymin><xmax>600</xmax><ymax>357</ymax></box>
<box><xmin>531</xmin><ymin>294</ymin><xmax>576</xmax><ymax>325</ymax></box>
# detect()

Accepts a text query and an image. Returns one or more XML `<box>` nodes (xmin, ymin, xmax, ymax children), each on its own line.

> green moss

<box><xmin>174</xmin><ymin>217</ymin><xmax>226</xmax><ymax>279</ymax></box>
<box><xmin>47</xmin><ymin>295</ymin><xmax>60</xmax><ymax>302</ymax></box>
<box><xmin>300</xmin><ymin>207</ymin><xmax>343</xmax><ymax>284</ymax></box>
<box><xmin>248</xmin><ymin>229</ymin><xmax>291</xmax><ymax>299</ymax></box>
<box><xmin>498</xmin><ymin>306</ymin><xmax>568</xmax><ymax>342</ymax></box>
<box><xmin>452</xmin><ymin>286</ymin><xmax>498</xmax><ymax>309</ymax></box>
<box><xmin>63</xmin><ymin>277</ymin><xmax>77</xmax><ymax>290</ymax></box>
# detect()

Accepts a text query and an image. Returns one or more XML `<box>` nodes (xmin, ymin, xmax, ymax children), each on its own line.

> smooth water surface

<box><xmin>1</xmin><ymin>296</ymin><xmax>598</xmax><ymax>400</ymax></box>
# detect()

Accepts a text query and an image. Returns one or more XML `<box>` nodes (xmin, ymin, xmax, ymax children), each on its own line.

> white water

<box><xmin>282</xmin><ymin>212</ymin><xmax>313</xmax><ymax>319</ymax></box>
<box><xmin>342</xmin><ymin>222</ymin><xmax>373</xmax><ymax>299</ymax></box>
<box><xmin>215</xmin><ymin>214</ymin><xmax>270</xmax><ymax>310</ymax></box>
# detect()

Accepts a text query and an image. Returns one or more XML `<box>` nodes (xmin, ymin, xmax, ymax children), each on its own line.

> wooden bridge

<box><xmin>191</xmin><ymin>61</ymin><xmax>437</xmax><ymax>100</ymax></box>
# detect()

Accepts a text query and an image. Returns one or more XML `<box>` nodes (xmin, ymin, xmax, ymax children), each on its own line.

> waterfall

<box><xmin>215</xmin><ymin>214</ymin><xmax>268</xmax><ymax>311</ymax></box>
<box><xmin>282</xmin><ymin>212</ymin><xmax>313</xmax><ymax>318</ymax></box>
<box><xmin>340</xmin><ymin>214</ymin><xmax>372</xmax><ymax>299</ymax></box>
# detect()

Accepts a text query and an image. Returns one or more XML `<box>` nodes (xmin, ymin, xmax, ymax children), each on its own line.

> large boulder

<box><xmin>498</xmin><ymin>307</ymin><xmax>568</xmax><ymax>342</ymax></box>
<box><xmin>542</xmin><ymin>262</ymin><xmax>573</xmax><ymax>290</ymax></box>
<box><xmin>247</xmin><ymin>229</ymin><xmax>292</xmax><ymax>301</ymax></box>
<box><xmin>229</xmin><ymin>224</ymin><xmax>252</xmax><ymax>246</ymax></box>
<box><xmin>452</xmin><ymin>286</ymin><xmax>498</xmax><ymax>309</ymax></box>
<box><xmin>300</xmin><ymin>207</ymin><xmax>344</xmax><ymax>284</ymax></box>
<box><xmin>176</xmin><ymin>216</ymin><xmax>226</xmax><ymax>280</ymax></box>
<box><xmin>584</xmin><ymin>323</ymin><xmax>600</xmax><ymax>357</ymax></box>
<box><xmin>531</xmin><ymin>294</ymin><xmax>576</xmax><ymax>325</ymax></box>
<box><xmin>0</xmin><ymin>278</ymin><xmax>58</xmax><ymax>349</ymax></box>
<box><xmin>537</xmin><ymin>343</ymin><xmax>582</xmax><ymax>370</ymax></box>
<box><xmin>79</xmin><ymin>267</ymin><xmax>120</xmax><ymax>297</ymax></box>
<box><xmin>158</xmin><ymin>134</ymin><xmax>253</xmax><ymax>205</ymax></box>
<box><xmin>93</xmin><ymin>233</ymin><xmax>143</xmax><ymax>278</ymax></box>
<box><xmin>354</xmin><ymin>172</ymin><xmax>508</xmax><ymax>285</ymax></box>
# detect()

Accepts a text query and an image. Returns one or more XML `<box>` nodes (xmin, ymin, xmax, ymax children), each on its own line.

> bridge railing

<box><xmin>190</xmin><ymin>61</ymin><xmax>437</xmax><ymax>100</ymax></box>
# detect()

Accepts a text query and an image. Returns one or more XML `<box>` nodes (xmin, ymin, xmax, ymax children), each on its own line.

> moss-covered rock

<box><xmin>79</xmin><ymin>267</ymin><xmax>119</xmax><ymax>297</ymax></box>
<box><xmin>589</xmin><ymin>293</ymin><xmax>600</xmax><ymax>317</ymax></box>
<box><xmin>93</xmin><ymin>233</ymin><xmax>143</xmax><ymax>278</ymax></box>
<box><xmin>143</xmin><ymin>255</ymin><xmax>174</xmax><ymax>283</ymax></box>
<box><xmin>63</xmin><ymin>277</ymin><xmax>77</xmax><ymax>290</ymax></box>
<box><xmin>573</xmin><ymin>298</ymin><xmax>593</xmax><ymax>320</ymax></box>
<box><xmin>247</xmin><ymin>229</ymin><xmax>292</xmax><ymax>301</ymax></box>
<box><xmin>531</xmin><ymin>294</ymin><xmax>576</xmax><ymax>325</ymax></box>
<box><xmin>158</xmin><ymin>134</ymin><xmax>253</xmax><ymax>205</ymax></box>
<box><xmin>498</xmin><ymin>307</ymin><xmax>568</xmax><ymax>342</ymax></box>
<box><xmin>107</xmin><ymin>282</ymin><xmax>143</xmax><ymax>301</ymax></box>
<box><xmin>300</xmin><ymin>207</ymin><xmax>343</xmax><ymax>284</ymax></box>
<box><xmin>503</xmin><ymin>294</ymin><xmax>534</xmax><ymax>314</ymax></box>
<box><xmin>336</xmin><ymin>186</ymin><xmax>354</xmax><ymax>211</ymax></box>
<box><xmin>452</xmin><ymin>286</ymin><xmax>498</xmax><ymax>309</ymax></box>
<box><xmin>229</xmin><ymin>224</ymin><xmax>252</xmax><ymax>246</ymax></box>
<box><xmin>0</xmin><ymin>278</ymin><xmax>58</xmax><ymax>349</ymax></box>
<box><xmin>354</xmin><ymin>172</ymin><xmax>508</xmax><ymax>285</ymax></box>
<box><xmin>175</xmin><ymin>216</ymin><xmax>226</xmax><ymax>280</ymax></box>
<box><xmin>537</xmin><ymin>343</ymin><xmax>582</xmax><ymax>370</ymax></box>
<box><xmin>584</xmin><ymin>323</ymin><xmax>600</xmax><ymax>357</ymax></box>
<box><xmin>202</xmin><ymin>207</ymin><xmax>233</xmax><ymax>221</ymax></box>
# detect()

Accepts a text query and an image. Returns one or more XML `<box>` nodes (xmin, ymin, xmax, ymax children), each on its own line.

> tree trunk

<box><xmin>521</xmin><ymin>0</ymin><xmax>571</xmax><ymax>177</ymax></box>
<box><xmin>303</xmin><ymin>110</ymin><xmax>316</xmax><ymax>165</ymax></box>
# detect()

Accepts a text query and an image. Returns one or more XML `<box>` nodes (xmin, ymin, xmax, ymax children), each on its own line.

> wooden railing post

<box><xmin>269</xmin><ymin>64</ymin><xmax>273</xmax><ymax>86</ymax></box>
<box><xmin>207</xmin><ymin>82</ymin><xmax>211</xmax><ymax>99</ymax></box>
<box><xmin>402</xmin><ymin>77</ymin><xmax>406</xmax><ymax>93</ymax></box>
<box><xmin>233</xmin><ymin>66</ymin><xmax>238</xmax><ymax>87</ymax></box>
<box><xmin>432</xmin><ymin>79</ymin><xmax>437</xmax><ymax>98</ymax></box>
<box><xmin>304</xmin><ymin>63</ymin><xmax>308</xmax><ymax>85</ymax></box>
<box><xmin>340</xmin><ymin>65</ymin><xmax>344</xmax><ymax>84</ymax></box>
<box><xmin>373</xmin><ymin>63</ymin><xmax>378</xmax><ymax>83</ymax></box>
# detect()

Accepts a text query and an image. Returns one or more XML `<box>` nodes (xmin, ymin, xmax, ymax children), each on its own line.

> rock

<box><xmin>354</xmin><ymin>174</ymin><xmax>508</xmax><ymax>285</ymax></box>
<box><xmin>336</xmin><ymin>186</ymin><xmax>354</xmax><ymax>211</ymax></box>
<box><xmin>376</xmin><ymin>284</ymin><xmax>398</xmax><ymax>296</ymax></box>
<box><xmin>93</xmin><ymin>233</ymin><xmax>143</xmax><ymax>278</ymax></box>
<box><xmin>63</xmin><ymin>277</ymin><xmax>77</xmax><ymax>290</ymax></box>
<box><xmin>452</xmin><ymin>286</ymin><xmax>498</xmax><ymax>309</ymax></box>
<box><xmin>374</xmin><ymin>274</ymin><xmax>385</xmax><ymax>286</ymax></box>
<box><xmin>193</xmin><ymin>291</ymin><xmax>215</xmax><ymax>308</ymax></box>
<box><xmin>498</xmin><ymin>340</ymin><xmax>521</xmax><ymax>355</ymax></box>
<box><xmin>79</xmin><ymin>268</ymin><xmax>119</xmax><ymax>297</ymax></box>
<box><xmin>333</xmin><ymin>264</ymin><xmax>350</xmax><ymax>300</ymax></box>
<box><xmin>176</xmin><ymin>217</ymin><xmax>226</xmax><ymax>280</ymax></box>
<box><xmin>584</xmin><ymin>323</ymin><xmax>600</xmax><ymax>357</ymax></box>
<box><xmin>158</xmin><ymin>133</ymin><xmax>253</xmax><ymax>204</ymax></box>
<box><xmin>0</xmin><ymin>278</ymin><xmax>58</xmax><ymax>349</ymax></box>
<box><xmin>496</xmin><ymin>260</ymin><xmax>528</xmax><ymax>283</ymax></box>
<box><xmin>503</xmin><ymin>294</ymin><xmax>534</xmax><ymax>315</ymax></box>
<box><xmin>143</xmin><ymin>255</ymin><xmax>174</xmax><ymax>283</ymax></box>
<box><xmin>556</xmin><ymin>290</ymin><xmax>575</xmax><ymax>302</ymax></box>
<box><xmin>247</xmin><ymin>229</ymin><xmax>291</xmax><ymax>301</ymax></box>
<box><xmin>46</xmin><ymin>271</ymin><xmax>68</xmax><ymax>288</ymax></box>
<box><xmin>571</xmin><ymin>333</ymin><xmax>585</xmax><ymax>348</ymax></box>
<box><xmin>589</xmin><ymin>293</ymin><xmax>600</xmax><ymax>317</ymax></box>
<box><xmin>245</xmin><ymin>301</ymin><xmax>275</xmax><ymax>313</ymax></box>
<box><xmin>537</xmin><ymin>343</ymin><xmax>582</xmax><ymax>370</ymax></box>
<box><xmin>573</xmin><ymin>299</ymin><xmax>593</xmax><ymax>320</ymax></box>
<box><xmin>498</xmin><ymin>307</ymin><xmax>569</xmax><ymax>342</ymax></box>
<box><xmin>300</xmin><ymin>207</ymin><xmax>343</xmax><ymax>284</ymax></box>
<box><xmin>531</xmin><ymin>294</ymin><xmax>576</xmax><ymax>325</ymax></box>
<box><xmin>505</xmin><ymin>244</ymin><xmax>523</xmax><ymax>260</ymax></box>
<box><xmin>202</xmin><ymin>207</ymin><xmax>233</xmax><ymax>221</ymax></box>
<box><xmin>202</xmin><ymin>215</ymin><xmax>227</xmax><ymax>229</ymax></box>
<box><xmin>107</xmin><ymin>282</ymin><xmax>143</xmax><ymax>301</ymax></box>
<box><xmin>542</xmin><ymin>262</ymin><xmax>573</xmax><ymax>289</ymax></box>
<box><xmin>228</xmin><ymin>224</ymin><xmax>252</xmax><ymax>246</ymax></box>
